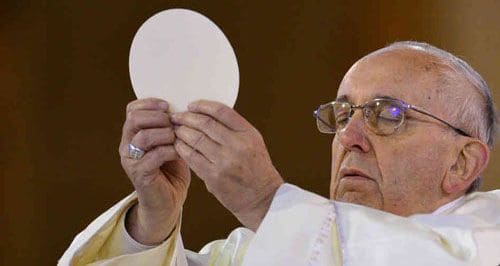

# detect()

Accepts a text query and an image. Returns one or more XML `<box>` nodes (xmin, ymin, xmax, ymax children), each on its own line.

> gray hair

<box><xmin>380</xmin><ymin>41</ymin><xmax>498</xmax><ymax>193</ymax></box>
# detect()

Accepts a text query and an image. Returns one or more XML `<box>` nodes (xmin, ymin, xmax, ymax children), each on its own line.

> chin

<box><xmin>335</xmin><ymin>191</ymin><xmax>382</xmax><ymax>210</ymax></box>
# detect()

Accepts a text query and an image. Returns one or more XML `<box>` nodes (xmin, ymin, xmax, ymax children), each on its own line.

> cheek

<box><xmin>330</xmin><ymin>137</ymin><xmax>344</xmax><ymax>197</ymax></box>
<box><xmin>331</xmin><ymin>138</ymin><xmax>343</xmax><ymax>170</ymax></box>
<box><xmin>376</xmin><ymin>139</ymin><xmax>448</xmax><ymax>203</ymax></box>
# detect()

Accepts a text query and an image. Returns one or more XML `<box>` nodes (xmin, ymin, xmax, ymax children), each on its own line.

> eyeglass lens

<box><xmin>316</xmin><ymin>99</ymin><xmax>405</xmax><ymax>135</ymax></box>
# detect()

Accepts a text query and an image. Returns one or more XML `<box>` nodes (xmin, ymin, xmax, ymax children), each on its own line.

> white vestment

<box><xmin>59</xmin><ymin>184</ymin><xmax>500</xmax><ymax>265</ymax></box>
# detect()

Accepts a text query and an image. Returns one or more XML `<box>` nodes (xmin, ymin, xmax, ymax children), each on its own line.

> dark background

<box><xmin>1</xmin><ymin>1</ymin><xmax>499</xmax><ymax>265</ymax></box>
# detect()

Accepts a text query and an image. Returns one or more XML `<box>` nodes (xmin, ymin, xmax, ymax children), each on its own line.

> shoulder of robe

<box><xmin>450</xmin><ymin>189</ymin><xmax>500</xmax><ymax>225</ymax></box>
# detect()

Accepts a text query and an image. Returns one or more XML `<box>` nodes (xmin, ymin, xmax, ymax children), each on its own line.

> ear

<box><xmin>442</xmin><ymin>139</ymin><xmax>490</xmax><ymax>194</ymax></box>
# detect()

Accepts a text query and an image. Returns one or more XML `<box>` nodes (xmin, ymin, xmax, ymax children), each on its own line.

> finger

<box><xmin>174</xmin><ymin>139</ymin><xmax>213</xmax><ymax>179</ymax></box>
<box><xmin>125</xmin><ymin>127</ymin><xmax>175</xmax><ymax>156</ymax></box>
<box><xmin>188</xmin><ymin>100</ymin><xmax>252</xmax><ymax>132</ymax></box>
<box><xmin>128</xmin><ymin>145</ymin><xmax>179</xmax><ymax>175</ymax></box>
<box><xmin>126</xmin><ymin>98</ymin><xmax>169</xmax><ymax>114</ymax></box>
<box><xmin>171</xmin><ymin>112</ymin><xmax>232</xmax><ymax>144</ymax></box>
<box><xmin>174</xmin><ymin>125</ymin><xmax>221</xmax><ymax>162</ymax></box>
<box><xmin>122</xmin><ymin>110</ymin><xmax>171</xmax><ymax>146</ymax></box>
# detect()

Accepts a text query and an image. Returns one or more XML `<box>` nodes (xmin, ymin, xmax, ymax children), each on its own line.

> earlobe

<box><xmin>442</xmin><ymin>140</ymin><xmax>490</xmax><ymax>194</ymax></box>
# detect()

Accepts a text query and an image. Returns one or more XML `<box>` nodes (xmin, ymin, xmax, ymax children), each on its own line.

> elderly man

<box><xmin>60</xmin><ymin>41</ymin><xmax>499</xmax><ymax>265</ymax></box>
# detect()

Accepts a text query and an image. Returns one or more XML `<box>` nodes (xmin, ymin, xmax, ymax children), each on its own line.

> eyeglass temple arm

<box><xmin>313</xmin><ymin>110</ymin><xmax>336</xmax><ymax>131</ymax></box>
<box><xmin>408</xmin><ymin>106</ymin><xmax>470</xmax><ymax>137</ymax></box>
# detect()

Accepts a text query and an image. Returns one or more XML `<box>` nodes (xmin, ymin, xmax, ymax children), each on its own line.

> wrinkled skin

<box><xmin>120</xmin><ymin>99</ymin><xmax>282</xmax><ymax>244</ymax></box>
<box><xmin>120</xmin><ymin>47</ymin><xmax>489</xmax><ymax>245</ymax></box>
<box><xmin>330</xmin><ymin>48</ymin><xmax>489</xmax><ymax>216</ymax></box>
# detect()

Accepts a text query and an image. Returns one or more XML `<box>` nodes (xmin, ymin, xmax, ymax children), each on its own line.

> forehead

<box><xmin>337</xmin><ymin>49</ymin><xmax>453</xmax><ymax>109</ymax></box>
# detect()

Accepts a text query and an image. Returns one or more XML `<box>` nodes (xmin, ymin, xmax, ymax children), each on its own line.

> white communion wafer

<box><xmin>129</xmin><ymin>8</ymin><xmax>239</xmax><ymax>112</ymax></box>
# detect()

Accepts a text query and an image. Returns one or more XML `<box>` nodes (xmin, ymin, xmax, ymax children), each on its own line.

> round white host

<box><xmin>129</xmin><ymin>8</ymin><xmax>239</xmax><ymax>112</ymax></box>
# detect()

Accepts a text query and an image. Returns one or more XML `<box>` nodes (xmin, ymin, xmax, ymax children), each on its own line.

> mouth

<box><xmin>339</xmin><ymin>168</ymin><xmax>374</xmax><ymax>181</ymax></box>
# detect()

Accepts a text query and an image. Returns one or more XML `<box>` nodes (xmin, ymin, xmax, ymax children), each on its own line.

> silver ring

<box><xmin>128</xmin><ymin>143</ymin><xmax>145</xmax><ymax>160</ymax></box>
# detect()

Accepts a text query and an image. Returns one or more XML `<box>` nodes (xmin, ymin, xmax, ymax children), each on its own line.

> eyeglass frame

<box><xmin>313</xmin><ymin>96</ymin><xmax>471</xmax><ymax>137</ymax></box>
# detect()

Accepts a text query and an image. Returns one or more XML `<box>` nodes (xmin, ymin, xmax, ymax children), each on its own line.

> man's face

<box><xmin>330</xmin><ymin>49</ymin><xmax>461</xmax><ymax>216</ymax></box>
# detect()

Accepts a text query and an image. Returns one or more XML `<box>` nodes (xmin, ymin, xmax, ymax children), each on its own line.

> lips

<box><xmin>339</xmin><ymin>168</ymin><xmax>374</xmax><ymax>181</ymax></box>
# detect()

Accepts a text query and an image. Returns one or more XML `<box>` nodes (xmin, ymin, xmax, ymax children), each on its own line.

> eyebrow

<box><xmin>335</xmin><ymin>95</ymin><xmax>350</xmax><ymax>102</ymax></box>
<box><xmin>372</xmin><ymin>94</ymin><xmax>401</xmax><ymax>102</ymax></box>
<box><xmin>335</xmin><ymin>94</ymin><xmax>402</xmax><ymax>103</ymax></box>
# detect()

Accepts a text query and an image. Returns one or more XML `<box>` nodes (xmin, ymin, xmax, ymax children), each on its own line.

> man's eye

<box><xmin>377</xmin><ymin>116</ymin><xmax>400</xmax><ymax>125</ymax></box>
<box><xmin>335</xmin><ymin>112</ymin><xmax>349</xmax><ymax>122</ymax></box>
<box><xmin>378</xmin><ymin>107</ymin><xmax>402</xmax><ymax>121</ymax></box>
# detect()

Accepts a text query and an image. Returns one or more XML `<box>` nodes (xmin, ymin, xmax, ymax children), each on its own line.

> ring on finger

<box><xmin>128</xmin><ymin>143</ymin><xmax>145</xmax><ymax>160</ymax></box>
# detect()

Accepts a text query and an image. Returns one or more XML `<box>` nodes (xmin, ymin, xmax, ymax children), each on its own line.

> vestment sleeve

<box><xmin>58</xmin><ymin>192</ymin><xmax>254</xmax><ymax>266</ymax></box>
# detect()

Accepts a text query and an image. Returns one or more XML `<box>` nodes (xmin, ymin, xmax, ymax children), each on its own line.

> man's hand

<box><xmin>171</xmin><ymin>100</ymin><xmax>284</xmax><ymax>231</ymax></box>
<box><xmin>119</xmin><ymin>98</ymin><xmax>191</xmax><ymax>245</ymax></box>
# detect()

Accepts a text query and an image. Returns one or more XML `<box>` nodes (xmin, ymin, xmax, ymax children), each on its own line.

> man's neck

<box><xmin>431</xmin><ymin>196</ymin><xmax>465</xmax><ymax>215</ymax></box>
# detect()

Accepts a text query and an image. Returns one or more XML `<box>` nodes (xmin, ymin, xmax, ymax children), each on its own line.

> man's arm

<box><xmin>60</xmin><ymin>99</ymin><xmax>276</xmax><ymax>265</ymax></box>
<box><xmin>58</xmin><ymin>192</ymin><xmax>255</xmax><ymax>266</ymax></box>
<box><xmin>60</xmin><ymin>98</ymin><xmax>191</xmax><ymax>265</ymax></box>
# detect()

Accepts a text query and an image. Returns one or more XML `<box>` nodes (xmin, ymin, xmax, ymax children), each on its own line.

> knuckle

<box><xmin>193</xmin><ymin>132</ymin><xmax>207</xmax><ymax>149</ymax></box>
<box><xmin>127</xmin><ymin>111</ymin><xmax>138</xmax><ymax>125</ymax></box>
<box><xmin>186</xmin><ymin>145</ymin><xmax>202</xmax><ymax>163</ymax></box>
<box><xmin>199</xmin><ymin>116</ymin><xmax>213</xmax><ymax>128</ymax></box>
<box><xmin>135</xmin><ymin>130</ymin><xmax>151</xmax><ymax>149</ymax></box>
<box><xmin>126</xmin><ymin>101</ymin><xmax>134</xmax><ymax>113</ymax></box>
<box><xmin>126</xmin><ymin>100</ymin><xmax>144</xmax><ymax>113</ymax></box>
<box><xmin>118</xmin><ymin>143</ymin><xmax>126</xmax><ymax>157</ymax></box>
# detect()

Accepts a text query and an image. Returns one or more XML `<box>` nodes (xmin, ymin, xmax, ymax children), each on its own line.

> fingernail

<box><xmin>159</xmin><ymin>101</ymin><xmax>169</xmax><ymax>110</ymax></box>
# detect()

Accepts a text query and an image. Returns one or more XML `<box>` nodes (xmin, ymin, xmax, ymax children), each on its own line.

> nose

<box><xmin>336</xmin><ymin>109</ymin><xmax>370</xmax><ymax>153</ymax></box>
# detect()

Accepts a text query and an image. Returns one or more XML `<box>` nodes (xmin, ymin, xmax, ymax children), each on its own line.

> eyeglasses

<box><xmin>313</xmin><ymin>97</ymin><xmax>471</xmax><ymax>136</ymax></box>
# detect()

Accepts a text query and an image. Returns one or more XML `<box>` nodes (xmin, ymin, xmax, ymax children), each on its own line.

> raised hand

<box><xmin>171</xmin><ymin>100</ymin><xmax>283</xmax><ymax>231</ymax></box>
<box><xmin>119</xmin><ymin>98</ymin><xmax>191</xmax><ymax>244</ymax></box>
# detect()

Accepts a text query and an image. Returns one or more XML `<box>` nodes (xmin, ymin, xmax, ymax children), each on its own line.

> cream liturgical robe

<box><xmin>60</xmin><ymin>184</ymin><xmax>500</xmax><ymax>266</ymax></box>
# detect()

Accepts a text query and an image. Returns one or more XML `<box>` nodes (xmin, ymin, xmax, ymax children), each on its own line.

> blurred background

<box><xmin>1</xmin><ymin>0</ymin><xmax>499</xmax><ymax>264</ymax></box>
